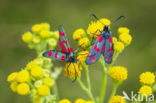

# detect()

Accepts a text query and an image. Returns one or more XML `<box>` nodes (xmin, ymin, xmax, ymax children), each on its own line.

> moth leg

<box><xmin>72</xmin><ymin>63</ymin><xmax>78</xmax><ymax>83</ymax></box>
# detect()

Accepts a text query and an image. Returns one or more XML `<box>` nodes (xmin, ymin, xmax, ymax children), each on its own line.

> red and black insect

<box><xmin>43</xmin><ymin>25</ymin><xmax>78</xmax><ymax>80</ymax></box>
<box><xmin>86</xmin><ymin>14</ymin><xmax>124</xmax><ymax>65</ymax></box>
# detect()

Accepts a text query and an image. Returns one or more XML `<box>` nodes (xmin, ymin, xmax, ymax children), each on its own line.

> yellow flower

<box><xmin>87</xmin><ymin>21</ymin><xmax>102</xmax><ymax>38</ymax></box>
<box><xmin>31</xmin><ymin>66</ymin><xmax>43</xmax><ymax>78</ymax></box>
<box><xmin>50</xmin><ymin>31</ymin><xmax>59</xmax><ymax>40</ymax></box>
<box><xmin>99</xmin><ymin>18</ymin><xmax>111</xmax><ymax>26</ymax></box>
<box><xmin>113</xmin><ymin>41</ymin><xmax>125</xmax><ymax>53</ymax></box>
<box><xmin>17</xmin><ymin>83</ymin><xmax>30</xmax><ymax>95</ymax></box>
<box><xmin>64</xmin><ymin>63</ymin><xmax>82</xmax><ymax>79</ymax></box>
<box><xmin>22</xmin><ymin>32</ymin><xmax>33</xmax><ymax>43</ymax></box>
<box><xmin>40</xmin><ymin>23</ymin><xmax>50</xmax><ymax>31</ymax></box>
<box><xmin>43</xmin><ymin>69</ymin><xmax>50</xmax><ymax>77</ymax></box>
<box><xmin>59</xmin><ymin>99</ymin><xmax>71</xmax><ymax>103</ymax></box>
<box><xmin>112</xmin><ymin>37</ymin><xmax>117</xmax><ymax>43</ymax></box>
<box><xmin>43</xmin><ymin>77</ymin><xmax>54</xmax><ymax>87</ymax></box>
<box><xmin>7</xmin><ymin>72</ymin><xmax>18</xmax><ymax>82</ymax></box>
<box><xmin>118</xmin><ymin>27</ymin><xmax>129</xmax><ymax>35</ymax></box>
<box><xmin>75</xmin><ymin>98</ymin><xmax>86</xmax><ymax>103</ymax></box>
<box><xmin>119</xmin><ymin>33</ymin><xmax>132</xmax><ymax>45</ymax></box>
<box><xmin>73</xmin><ymin>28</ymin><xmax>85</xmax><ymax>40</ymax></box>
<box><xmin>47</xmin><ymin>38</ymin><xmax>57</xmax><ymax>47</ymax></box>
<box><xmin>10</xmin><ymin>82</ymin><xmax>18</xmax><ymax>92</ymax></box>
<box><xmin>109</xmin><ymin>66</ymin><xmax>128</xmax><ymax>81</ymax></box>
<box><xmin>139</xmin><ymin>85</ymin><xmax>152</xmax><ymax>96</ymax></box>
<box><xmin>32</xmin><ymin>35</ymin><xmax>41</xmax><ymax>44</ymax></box>
<box><xmin>77</xmin><ymin>51</ymin><xmax>89</xmax><ymax>62</ymax></box>
<box><xmin>109</xmin><ymin>95</ymin><xmax>126</xmax><ymax>103</ymax></box>
<box><xmin>33</xmin><ymin>58</ymin><xmax>43</xmax><ymax>65</ymax></box>
<box><xmin>27</xmin><ymin>61</ymin><xmax>38</xmax><ymax>70</ymax></box>
<box><xmin>40</xmin><ymin>30</ymin><xmax>50</xmax><ymax>38</ymax></box>
<box><xmin>86</xmin><ymin>101</ymin><xmax>94</xmax><ymax>103</ymax></box>
<box><xmin>78</xmin><ymin>37</ymin><xmax>90</xmax><ymax>49</ymax></box>
<box><xmin>32</xmin><ymin>24</ymin><xmax>42</xmax><ymax>33</ymax></box>
<box><xmin>34</xmin><ymin>80</ymin><xmax>43</xmax><ymax>88</ymax></box>
<box><xmin>140</xmin><ymin>72</ymin><xmax>155</xmax><ymax>85</ymax></box>
<box><xmin>16</xmin><ymin>70</ymin><xmax>30</xmax><ymax>83</ymax></box>
<box><xmin>37</xmin><ymin>85</ymin><xmax>50</xmax><ymax>96</ymax></box>
<box><xmin>33</xmin><ymin>96</ymin><xmax>44</xmax><ymax>103</ymax></box>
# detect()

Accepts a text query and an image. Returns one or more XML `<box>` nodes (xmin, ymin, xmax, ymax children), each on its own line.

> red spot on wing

<box><xmin>102</xmin><ymin>45</ymin><xmax>105</xmax><ymax>52</ymax></box>
<box><xmin>55</xmin><ymin>52</ymin><xmax>58</xmax><ymax>58</ymax></box>
<box><xmin>106</xmin><ymin>57</ymin><xmax>109</xmax><ymax>61</ymax></box>
<box><xmin>107</xmin><ymin>48</ymin><xmax>112</xmax><ymax>52</ymax></box>
<box><xmin>94</xmin><ymin>45</ymin><xmax>100</xmax><ymax>52</ymax></box>
<box><xmin>110</xmin><ymin>54</ymin><xmax>113</xmax><ymax>57</ymax></box>
<box><xmin>68</xmin><ymin>47</ymin><xmax>73</xmax><ymax>53</ymax></box>
<box><xmin>61</xmin><ymin>56</ymin><xmax>66</xmax><ymax>61</ymax></box>
<box><xmin>48</xmin><ymin>51</ymin><xmax>52</xmax><ymax>57</ymax></box>
<box><xmin>59</xmin><ymin>32</ymin><xmax>64</xmax><ymax>36</ymax></box>
<box><xmin>91</xmin><ymin>57</ymin><xmax>96</xmax><ymax>63</ymax></box>
<box><xmin>98</xmin><ymin>36</ymin><xmax>103</xmax><ymax>43</ymax></box>
<box><xmin>59</xmin><ymin>40</ymin><xmax>67</xmax><ymax>53</ymax></box>
<box><xmin>89</xmin><ymin>53</ymin><xmax>94</xmax><ymax>56</ymax></box>
<box><xmin>109</xmin><ymin>36</ymin><xmax>112</xmax><ymax>43</ymax></box>
<box><xmin>63</xmin><ymin>40</ymin><xmax>67</xmax><ymax>44</ymax></box>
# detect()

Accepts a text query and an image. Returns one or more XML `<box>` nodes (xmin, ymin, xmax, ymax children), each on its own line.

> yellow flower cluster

<box><xmin>77</xmin><ymin>51</ymin><xmax>89</xmax><ymax>62</ymax></box>
<box><xmin>7</xmin><ymin>57</ymin><xmax>54</xmax><ymax>97</ymax></box>
<box><xmin>109</xmin><ymin>95</ymin><xmax>126</xmax><ymax>103</ymax></box>
<box><xmin>138</xmin><ymin>72</ymin><xmax>155</xmax><ymax>96</ymax></box>
<box><xmin>109</xmin><ymin>66</ymin><xmax>128</xmax><ymax>81</ymax></box>
<box><xmin>58</xmin><ymin>98</ymin><xmax>94</xmax><ymax>103</ymax></box>
<box><xmin>64</xmin><ymin>63</ymin><xmax>82</xmax><ymax>79</ymax></box>
<box><xmin>73</xmin><ymin>28</ymin><xmax>91</xmax><ymax>50</ymax></box>
<box><xmin>22</xmin><ymin>23</ymin><xmax>59</xmax><ymax>49</ymax></box>
<box><xmin>87</xmin><ymin>18</ymin><xmax>111</xmax><ymax>38</ymax></box>
<box><xmin>139</xmin><ymin>72</ymin><xmax>155</xmax><ymax>85</ymax></box>
<box><xmin>139</xmin><ymin>85</ymin><xmax>152</xmax><ymax>96</ymax></box>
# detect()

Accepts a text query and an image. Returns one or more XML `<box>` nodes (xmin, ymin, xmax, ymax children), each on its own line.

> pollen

<box><xmin>16</xmin><ymin>70</ymin><xmax>30</xmax><ymax>83</ymax></box>
<box><xmin>73</xmin><ymin>28</ymin><xmax>86</xmax><ymax>40</ymax></box>
<box><xmin>139</xmin><ymin>85</ymin><xmax>152</xmax><ymax>96</ymax></box>
<box><xmin>37</xmin><ymin>85</ymin><xmax>50</xmax><ymax>96</ymax></box>
<box><xmin>58</xmin><ymin>99</ymin><xmax>71</xmax><ymax>103</ymax></box>
<box><xmin>77</xmin><ymin>51</ymin><xmax>89</xmax><ymax>62</ymax></box>
<box><xmin>119</xmin><ymin>33</ymin><xmax>132</xmax><ymax>45</ymax></box>
<box><xmin>7</xmin><ymin>72</ymin><xmax>18</xmax><ymax>82</ymax></box>
<box><xmin>78</xmin><ymin>37</ymin><xmax>90</xmax><ymax>49</ymax></box>
<box><xmin>40</xmin><ymin>30</ymin><xmax>50</xmax><ymax>38</ymax></box>
<box><xmin>17</xmin><ymin>83</ymin><xmax>30</xmax><ymax>95</ymax></box>
<box><xmin>113</xmin><ymin>41</ymin><xmax>125</xmax><ymax>53</ymax></box>
<box><xmin>118</xmin><ymin>27</ymin><xmax>130</xmax><ymax>35</ymax></box>
<box><xmin>22</xmin><ymin>32</ymin><xmax>33</xmax><ymax>43</ymax></box>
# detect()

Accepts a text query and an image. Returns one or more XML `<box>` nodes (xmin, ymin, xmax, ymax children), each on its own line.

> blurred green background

<box><xmin>0</xmin><ymin>0</ymin><xmax>156</xmax><ymax>102</ymax></box>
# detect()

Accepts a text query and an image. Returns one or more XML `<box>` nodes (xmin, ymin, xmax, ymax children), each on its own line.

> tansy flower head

<box><xmin>139</xmin><ymin>72</ymin><xmax>155</xmax><ymax>85</ymax></box>
<box><xmin>40</xmin><ymin>23</ymin><xmax>50</xmax><ymax>31</ymax></box>
<box><xmin>109</xmin><ymin>66</ymin><xmax>128</xmax><ymax>81</ymax></box>
<box><xmin>32</xmin><ymin>24</ymin><xmax>42</xmax><ymax>33</ymax></box>
<box><xmin>78</xmin><ymin>37</ymin><xmax>90</xmax><ymax>49</ymax></box>
<box><xmin>31</xmin><ymin>66</ymin><xmax>43</xmax><ymax>78</ymax></box>
<box><xmin>73</xmin><ymin>28</ymin><xmax>86</xmax><ymax>40</ymax></box>
<box><xmin>34</xmin><ymin>80</ymin><xmax>43</xmax><ymax>88</ymax></box>
<box><xmin>50</xmin><ymin>31</ymin><xmax>59</xmax><ymax>40</ymax></box>
<box><xmin>17</xmin><ymin>83</ymin><xmax>30</xmax><ymax>95</ymax></box>
<box><xmin>10</xmin><ymin>82</ymin><xmax>18</xmax><ymax>92</ymax></box>
<box><xmin>22</xmin><ymin>32</ymin><xmax>33</xmax><ymax>43</ymax></box>
<box><xmin>113</xmin><ymin>41</ymin><xmax>125</xmax><ymax>53</ymax></box>
<box><xmin>33</xmin><ymin>96</ymin><xmax>44</xmax><ymax>103</ymax></box>
<box><xmin>33</xmin><ymin>58</ymin><xmax>43</xmax><ymax>65</ymax></box>
<box><xmin>16</xmin><ymin>70</ymin><xmax>30</xmax><ymax>83</ymax></box>
<box><xmin>40</xmin><ymin>30</ymin><xmax>50</xmax><ymax>38</ymax></box>
<box><xmin>119</xmin><ymin>33</ymin><xmax>132</xmax><ymax>45</ymax></box>
<box><xmin>37</xmin><ymin>85</ymin><xmax>50</xmax><ymax>96</ymax></box>
<box><xmin>75</xmin><ymin>98</ymin><xmax>86</xmax><ymax>103</ymax></box>
<box><xmin>59</xmin><ymin>99</ymin><xmax>71</xmax><ymax>103</ymax></box>
<box><xmin>47</xmin><ymin>38</ymin><xmax>57</xmax><ymax>47</ymax></box>
<box><xmin>139</xmin><ymin>85</ymin><xmax>152</xmax><ymax>96</ymax></box>
<box><xmin>118</xmin><ymin>27</ymin><xmax>130</xmax><ymax>35</ymax></box>
<box><xmin>43</xmin><ymin>77</ymin><xmax>54</xmax><ymax>87</ymax></box>
<box><xmin>77</xmin><ymin>51</ymin><xmax>89</xmax><ymax>62</ymax></box>
<box><xmin>99</xmin><ymin>18</ymin><xmax>111</xmax><ymax>26</ymax></box>
<box><xmin>64</xmin><ymin>63</ymin><xmax>82</xmax><ymax>79</ymax></box>
<box><xmin>109</xmin><ymin>95</ymin><xmax>126</xmax><ymax>103</ymax></box>
<box><xmin>7</xmin><ymin>72</ymin><xmax>18</xmax><ymax>82</ymax></box>
<box><xmin>27</xmin><ymin>61</ymin><xmax>38</xmax><ymax>70</ymax></box>
<box><xmin>32</xmin><ymin>35</ymin><xmax>40</xmax><ymax>44</ymax></box>
<box><xmin>87</xmin><ymin>21</ymin><xmax>102</xmax><ymax>38</ymax></box>
<box><xmin>112</xmin><ymin>37</ymin><xmax>117</xmax><ymax>43</ymax></box>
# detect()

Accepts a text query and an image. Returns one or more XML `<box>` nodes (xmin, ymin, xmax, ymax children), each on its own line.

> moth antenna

<box><xmin>90</xmin><ymin>14</ymin><xmax>105</xmax><ymax>25</ymax></box>
<box><xmin>110</xmin><ymin>16</ymin><xmax>125</xmax><ymax>25</ymax></box>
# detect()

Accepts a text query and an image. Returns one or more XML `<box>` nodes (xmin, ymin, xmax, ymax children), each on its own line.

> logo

<box><xmin>122</xmin><ymin>91</ymin><xmax>154</xmax><ymax>102</ymax></box>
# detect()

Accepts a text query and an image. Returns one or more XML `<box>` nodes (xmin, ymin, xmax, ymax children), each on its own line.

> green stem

<box><xmin>83</xmin><ymin>64</ymin><xmax>91</xmax><ymax>90</ymax></box>
<box><xmin>52</xmin><ymin>82</ymin><xmax>59</xmax><ymax>101</ymax></box>
<box><xmin>78</xmin><ymin>79</ymin><xmax>95</xmax><ymax>102</ymax></box>
<box><xmin>99</xmin><ymin>55</ymin><xmax>107</xmax><ymax>103</ymax></box>
<box><xmin>109</xmin><ymin>83</ymin><xmax>119</xmax><ymax>102</ymax></box>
